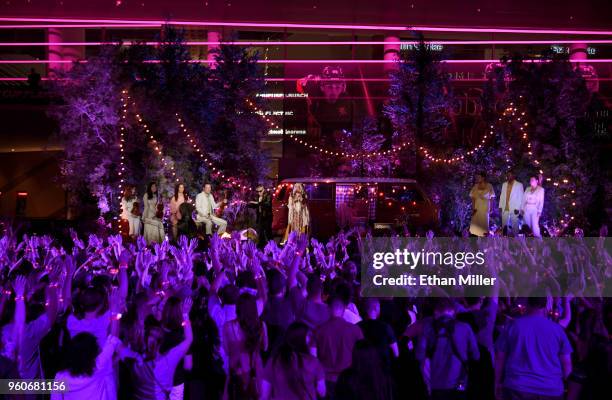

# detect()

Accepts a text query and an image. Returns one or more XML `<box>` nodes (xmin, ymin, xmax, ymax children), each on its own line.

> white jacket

<box><xmin>522</xmin><ymin>186</ymin><xmax>545</xmax><ymax>213</ymax></box>
<box><xmin>195</xmin><ymin>192</ymin><xmax>218</xmax><ymax>221</ymax></box>
<box><xmin>499</xmin><ymin>180</ymin><xmax>524</xmax><ymax>212</ymax></box>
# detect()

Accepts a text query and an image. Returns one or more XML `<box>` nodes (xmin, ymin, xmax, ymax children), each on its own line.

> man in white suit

<box><xmin>195</xmin><ymin>183</ymin><xmax>227</xmax><ymax>235</ymax></box>
<box><xmin>498</xmin><ymin>170</ymin><xmax>524</xmax><ymax>234</ymax></box>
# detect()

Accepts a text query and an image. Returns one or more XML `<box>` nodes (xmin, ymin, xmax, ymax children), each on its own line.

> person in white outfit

<box><xmin>469</xmin><ymin>173</ymin><xmax>495</xmax><ymax>237</ymax></box>
<box><xmin>521</xmin><ymin>176</ymin><xmax>545</xmax><ymax>238</ymax></box>
<box><xmin>120</xmin><ymin>185</ymin><xmax>142</xmax><ymax>237</ymax></box>
<box><xmin>498</xmin><ymin>171</ymin><xmax>524</xmax><ymax>235</ymax></box>
<box><xmin>195</xmin><ymin>183</ymin><xmax>227</xmax><ymax>235</ymax></box>
<box><xmin>142</xmin><ymin>182</ymin><xmax>165</xmax><ymax>244</ymax></box>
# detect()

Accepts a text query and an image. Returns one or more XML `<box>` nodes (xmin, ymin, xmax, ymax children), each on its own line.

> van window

<box><xmin>305</xmin><ymin>183</ymin><xmax>334</xmax><ymax>200</ymax></box>
<box><xmin>275</xmin><ymin>186</ymin><xmax>287</xmax><ymax>201</ymax></box>
<box><xmin>383</xmin><ymin>185</ymin><xmax>424</xmax><ymax>202</ymax></box>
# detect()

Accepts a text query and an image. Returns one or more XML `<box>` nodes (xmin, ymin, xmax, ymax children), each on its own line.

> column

<box><xmin>570</xmin><ymin>42</ymin><xmax>598</xmax><ymax>92</ymax></box>
<box><xmin>47</xmin><ymin>28</ymin><xmax>85</xmax><ymax>76</ymax></box>
<box><xmin>383</xmin><ymin>35</ymin><xmax>401</xmax><ymax>72</ymax></box>
<box><xmin>207</xmin><ymin>31</ymin><xmax>222</xmax><ymax>68</ymax></box>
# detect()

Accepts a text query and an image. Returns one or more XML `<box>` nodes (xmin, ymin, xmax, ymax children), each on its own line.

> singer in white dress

<box><xmin>142</xmin><ymin>182</ymin><xmax>165</xmax><ymax>244</ymax></box>
<box><xmin>521</xmin><ymin>176</ymin><xmax>545</xmax><ymax>238</ymax></box>
<box><xmin>469</xmin><ymin>173</ymin><xmax>496</xmax><ymax>237</ymax></box>
<box><xmin>120</xmin><ymin>186</ymin><xmax>141</xmax><ymax>237</ymax></box>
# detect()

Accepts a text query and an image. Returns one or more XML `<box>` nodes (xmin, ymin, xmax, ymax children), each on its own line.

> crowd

<box><xmin>0</xmin><ymin>226</ymin><xmax>609</xmax><ymax>400</ymax></box>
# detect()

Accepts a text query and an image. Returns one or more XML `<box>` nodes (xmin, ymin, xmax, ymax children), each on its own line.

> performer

<box><xmin>498</xmin><ymin>170</ymin><xmax>524</xmax><ymax>235</ymax></box>
<box><xmin>248</xmin><ymin>185</ymin><xmax>273</xmax><ymax>247</ymax></box>
<box><xmin>142</xmin><ymin>182</ymin><xmax>164</xmax><ymax>244</ymax></box>
<box><xmin>120</xmin><ymin>185</ymin><xmax>141</xmax><ymax>238</ymax></box>
<box><xmin>283</xmin><ymin>182</ymin><xmax>310</xmax><ymax>242</ymax></box>
<box><xmin>469</xmin><ymin>173</ymin><xmax>495</xmax><ymax>237</ymax></box>
<box><xmin>195</xmin><ymin>183</ymin><xmax>227</xmax><ymax>235</ymax></box>
<box><xmin>521</xmin><ymin>176</ymin><xmax>545</xmax><ymax>238</ymax></box>
<box><xmin>177</xmin><ymin>202</ymin><xmax>197</xmax><ymax>239</ymax></box>
<box><xmin>169</xmin><ymin>182</ymin><xmax>189</xmax><ymax>240</ymax></box>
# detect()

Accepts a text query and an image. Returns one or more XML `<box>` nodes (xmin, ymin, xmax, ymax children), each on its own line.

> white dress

<box><xmin>469</xmin><ymin>183</ymin><xmax>495</xmax><ymax>236</ymax></box>
<box><xmin>142</xmin><ymin>195</ymin><xmax>164</xmax><ymax>244</ymax></box>
<box><xmin>120</xmin><ymin>197</ymin><xmax>142</xmax><ymax>236</ymax></box>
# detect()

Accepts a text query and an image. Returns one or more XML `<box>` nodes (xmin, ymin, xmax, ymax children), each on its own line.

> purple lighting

<box><xmin>2</xmin><ymin>59</ymin><xmax>612</xmax><ymax>65</ymax></box>
<box><xmin>2</xmin><ymin>17</ymin><xmax>612</xmax><ymax>35</ymax></box>
<box><xmin>2</xmin><ymin>39</ymin><xmax>612</xmax><ymax>46</ymax></box>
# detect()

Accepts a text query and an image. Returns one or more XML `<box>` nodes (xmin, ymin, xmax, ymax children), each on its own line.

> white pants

<box><xmin>170</xmin><ymin>383</ymin><xmax>184</xmax><ymax>400</ymax></box>
<box><xmin>523</xmin><ymin>206</ymin><xmax>541</xmax><ymax>238</ymax></box>
<box><xmin>501</xmin><ymin>210</ymin><xmax>520</xmax><ymax>234</ymax></box>
<box><xmin>198</xmin><ymin>215</ymin><xmax>227</xmax><ymax>235</ymax></box>
<box><xmin>126</xmin><ymin>216</ymin><xmax>141</xmax><ymax>236</ymax></box>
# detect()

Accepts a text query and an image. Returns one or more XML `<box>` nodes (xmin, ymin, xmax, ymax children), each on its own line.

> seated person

<box><xmin>177</xmin><ymin>202</ymin><xmax>197</xmax><ymax>239</ymax></box>
<box><xmin>195</xmin><ymin>183</ymin><xmax>227</xmax><ymax>235</ymax></box>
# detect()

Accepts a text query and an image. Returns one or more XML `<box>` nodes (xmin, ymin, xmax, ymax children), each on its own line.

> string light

<box><xmin>173</xmin><ymin>113</ymin><xmax>249</xmax><ymax>190</ymax></box>
<box><xmin>130</xmin><ymin>105</ymin><xmax>180</xmax><ymax>185</ymax></box>
<box><xmin>419</xmin><ymin>124</ymin><xmax>495</xmax><ymax>164</ymax></box>
<box><xmin>246</xmin><ymin>99</ymin><xmax>410</xmax><ymax>158</ymax></box>
<box><xmin>504</xmin><ymin>97</ymin><xmax>576</xmax><ymax>228</ymax></box>
<box><xmin>117</xmin><ymin>90</ymin><xmax>129</xmax><ymax>201</ymax></box>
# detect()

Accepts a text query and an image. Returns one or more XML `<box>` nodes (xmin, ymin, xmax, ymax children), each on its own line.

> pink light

<box><xmin>2</xmin><ymin>17</ymin><xmax>612</xmax><ymax>35</ymax></box>
<box><xmin>0</xmin><ymin>24</ymin><xmax>161</xmax><ymax>29</ymax></box>
<box><xmin>3</xmin><ymin>59</ymin><xmax>612</xmax><ymax>65</ymax></box>
<box><xmin>3</xmin><ymin>39</ymin><xmax>612</xmax><ymax>46</ymax></box>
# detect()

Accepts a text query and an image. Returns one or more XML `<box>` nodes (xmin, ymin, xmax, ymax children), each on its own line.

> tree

<box><xmin>336</xmin><ymin>117</ymin><xmax>391</xmax><ymax>177</ymax></box>
<box><xmin>384</xmin><ymin>37</ymin><xmax>453</xmax><ymax>176</ymax></box>
<box><xmin>501</xmin><ymin>53</ymin><xmax>603</xmax><ymax>230</ymax></box>
<box><xmin>50</xmin><ymin>26</ymin><xmax>270</xmax><ymax>220</ymax></box>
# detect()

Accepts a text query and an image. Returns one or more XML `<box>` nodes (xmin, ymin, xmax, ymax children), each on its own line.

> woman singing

<box><xmin>142</xmin><ymin>182</ymin><xmax>164</xmax><ymax>244</ymax></box>
<box><xmin>469</xmin><ymin>172</ymin><xmax>495</xmax><ymax>237</ymax></box>
<box><xmin>521</xmin><ymin>176</ymin><xmax>545</xmax><ymax>238</ymax></box>
<box><xmin>120</xmin><ymin>185</ymin><xmax>141</xmax><ymax>238</ymax></box>
<box><xmin>169</xmin><ymin>183</ymin><xmax>189</xmax><ymax>241</ymax></box>
<box><xmin>283</xmin><ymin>183</ymin><xmax>310</xmax><ymax>242</ymax></box>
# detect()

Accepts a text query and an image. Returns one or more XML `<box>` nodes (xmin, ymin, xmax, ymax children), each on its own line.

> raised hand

<box><xmin>182</xmin><ymin>297</ymin><xmax>193</xmax><ymax>316</ymax></box>
<box><xmin>12</xmin><ymin>275</ymin><xmax>27</xmax><ymax>298</ymax></box>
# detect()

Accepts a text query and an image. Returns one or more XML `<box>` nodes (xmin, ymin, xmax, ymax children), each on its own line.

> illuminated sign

<box><xmin>551</xmin><ymin>45</ymin><xmax>596</xmax><ymax>55</ymax></box>
<box><xmin>256</xmin><ymin>93</ymin><xmax>309</xmax><ymax>98</ymax></box>
<box><xmin>255</xmin><ymin>111</ymin><xmax>294</xmax><ymax>116</ymax></box>
<box><xmin>400</xmin><ymin>43</ymin><xmax>444</xmax><ymax>51</ymax></box>
<box><xmin>268</xmin><ymin>129</ymin><xmax>307</xmax><ymax>135</ymax></box>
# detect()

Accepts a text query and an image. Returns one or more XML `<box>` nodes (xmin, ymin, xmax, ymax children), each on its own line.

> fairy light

<box><xmin>418</xmin><ymin>123</ymin><xmax>495</xmax><ymax>164</ymax></box>
<box><xmin>130</xmin><ymin>103</ymin><xmax>179</xmax><ymax>184</ymax></box>
<box><xmin>504</xmin><ymin>96</ymin><xmax>576</xmax><ymax>228</ymax></box>
<box><xmin>173</xmin><ymin>113</ymin><xmax>248</xmax><ymax>190</ymax></box>
<box><xmin>117</xmin><ymin>90</ymin><xmax>129</xmax><ymax>201</ymax></box>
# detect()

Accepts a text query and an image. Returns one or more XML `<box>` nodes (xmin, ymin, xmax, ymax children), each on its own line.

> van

<box><xmin>272</xmin><ymin>177</ymin><xmax>439</xmax><ymax>238</ymax></box>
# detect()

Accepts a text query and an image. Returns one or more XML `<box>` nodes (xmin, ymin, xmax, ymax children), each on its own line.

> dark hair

<box><xmin>348</xmin><ymin>340</ymin><xmax>394</xmax><ymax>400</ymax></box>
<box><xmin>434</xmin><ymin>297</ymin><xmax>455</xmax><ymax>313</ymax></box>
<box><xmin>146</xmin><ymin>182</ymin><xmax>157</xmax><ymax>200</ymax></box>
<box><xmin>527</xmin><ymin>296</ymin><xmax>548</xmax><ymax>309</ymax></box>
<box><xmin>161</xmin><ymin>296</ymin><xmax>183</xmax><ymax>331</ymax></box>
<box><xmin>219</xmin><ymin>284</ymin><xmax>240</xmax><ymax>305</ymax></box>
<box><xmin>236</xmin><ymin>293</ymin><xmax>263</xmax><ymax>354</ymax></box>
<box><xmin>63</xmin><ymin>332</ymin><xmax>100</xmax><ymax>377</ymax></box>
<box><xmin>75</xmin><ymin>286</ymin><xmax>106</xmax><ymax>318</ymax></box>
<box><xmin>236</xmin><ymin>270</ymin><xmax>257</xmax><ymax>290</ymax></box>
<box><xmin>174</xmin><ymin>183</ymin><xmax>187</xmax><ymax>202</ymax></box>
<box><xmin>272</xmin><ymin>322</ymin><xmax>312</xmax><ymax>399</ymax></box>
<box><xmin>306</xmin><ymin>274</ymin><xmax>322</xmax><ymax>297</ymax></box>
<box><xmin>464</xmin><ymin>297</ymin><xmax>483</xmax><ymax>306</ymax></box>
<box><xmin>267</xmin><ymin>269</ymin><xmax>286</xmax><ymax>296</ymax></box>
<box><xmin>144</xmin><ymin>319</ymin><xmax>165</xmax><ymax>361</ymax></box>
